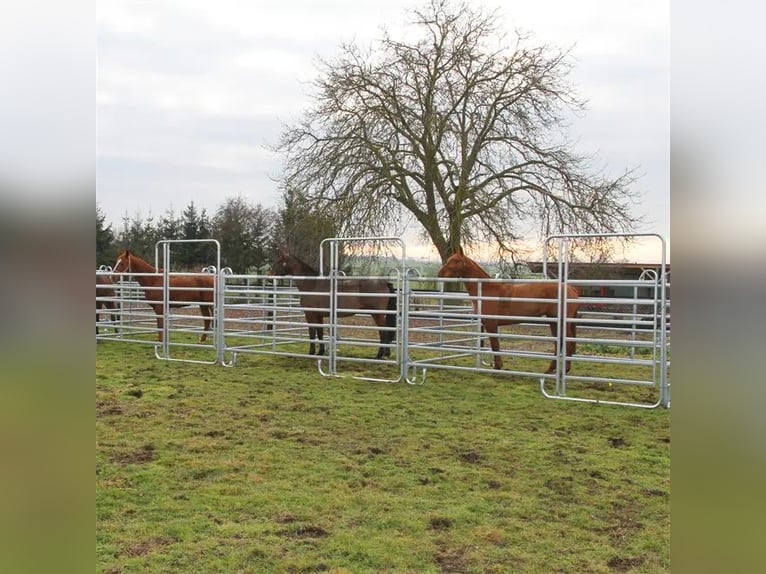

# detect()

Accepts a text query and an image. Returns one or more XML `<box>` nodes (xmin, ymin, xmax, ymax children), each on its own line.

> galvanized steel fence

<box><xmin>97</xmin><ymin>236</ymin><xmax>670</xmax><ymax>408</ymax></box>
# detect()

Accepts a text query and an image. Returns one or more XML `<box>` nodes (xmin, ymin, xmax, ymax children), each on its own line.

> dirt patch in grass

<box><xmin>458</xmin><ymin>450</ymin><xmax>481</xmax><ymax>464</ymax></box>
<box><xmin>644</xmin><ymin>488</ymin><xmax>668</xmax><ymax>498</ymax></box>
<box><xmin>544</xmin><ymin>475</ymin><xmax>574</xmax><ymax>497</ymax></box>
<box><xmin>111</xmin><ymin>444</ymin><xmax>155</xmax><ymax>464</ymax></box>
<box><xmin>607</xmin><ymin>555</ymin><xmax>645</xmax><ymax>571</ymax></box>
<box><xmin>601</xmin><ymin>500</ymin><xmax>644</xmax><ymax>544</ymax></box>
<box><xmin>434</xmin><ymin>543</ymin><xmax>469</xmax><ymax>573</ymax></box>
<box><xmin>279</xmin><ymin>525</ymin><xmax>329</xmax><ymax>539</ymax></box>
<box><xmin>96</xmin><ymin>401</ymin><xmax>123</xmax><ymax>417</ymax></box>
<box><xmin>428</xmin><ymin>516</ymin><xmax>453</xmax><ymax>531</ymax></box>
<box><xmin>120</xmin><ymin>536</ymin><xmax>174</xmax><ymax>557</ymax></box>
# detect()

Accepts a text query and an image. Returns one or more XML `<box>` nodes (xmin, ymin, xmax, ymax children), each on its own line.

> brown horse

<box><xmin>96</xmin><ymin>273</ymin><xmax>118</xmax><ymax>334</ymax></box>
<box><xmin>268</xmin><ymin>248</ymin><xmax>397</xmax><ymax>359</ymax></box>
<box><xmin>111</xmin><ymin>250</ymin><xmax>214</xmax><ymax>343</ymax></box>
<box><xmin>437</xmin><ymin>248</ymin><xmax>579</xmax><ymax>373</ymax></box>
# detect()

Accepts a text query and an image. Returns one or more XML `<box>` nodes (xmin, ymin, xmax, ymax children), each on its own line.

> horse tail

<box><xmin>385</xmin><ymin>282</ymin><xmax>397</xmax><ymax>342</ymax></box>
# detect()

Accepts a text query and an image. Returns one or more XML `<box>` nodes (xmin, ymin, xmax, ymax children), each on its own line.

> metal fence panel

<box><xmin>97</xmin><ymin>234</ymin><xmax>670</xmax><ymax>408</ymax></box>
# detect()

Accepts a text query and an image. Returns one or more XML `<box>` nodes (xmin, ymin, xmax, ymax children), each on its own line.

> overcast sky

<box><xmin>97</xmin><ymin>0</ymin><xmax>669</xmax><ymax>262</ymax></box>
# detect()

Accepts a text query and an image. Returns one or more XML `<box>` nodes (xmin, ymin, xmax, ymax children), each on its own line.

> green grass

<box><xmin>97</xmin><ymin>340</ymin><xmax>669</xmax><ymax>573</ymax></box>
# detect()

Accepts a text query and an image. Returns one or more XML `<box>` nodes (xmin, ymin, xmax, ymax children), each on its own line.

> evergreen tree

<box><xmin>178</xmin><ymin>202</ymin><xmax>212</xmax><ymax>268</ymax></box>
<box><xmin>212</xmin><ymin>196</ymin><xmax>275</xmax><ymax>274</ymax></box>
<box><xmin>118</xmin><ymin>211</ymin><xmax>160</xmax><ymax>261</ymax></box>
<box><xmin>96</xmin><ymin>204</ymin><xmax>116</xmax><ymax>266</ymax></box>
<box><xmin>158</xmin><ymin>207</ymin><xmax>182</xmax><ymax>241</ymax></box>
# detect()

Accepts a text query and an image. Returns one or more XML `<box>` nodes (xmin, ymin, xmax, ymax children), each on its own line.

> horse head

<box><xmin>437</xmin><ymin>248</ymin><xmax>470</xmax><ymax>278</ymax></box>
<box><xmin>269</xmin><ymin>248</ymin><xmax>291</xmax><ymax>276</ymax></box>
<box><xmin>112</xmin><ymin>250</ymin><xmax>133</xmax><ymax>278</ymax></box>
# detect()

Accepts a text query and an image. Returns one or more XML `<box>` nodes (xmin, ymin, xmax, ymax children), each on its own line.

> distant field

<box><xmin>97</xmin><ymin>340</ymin><xmax>669</xmax><ymax>573</ymax></box>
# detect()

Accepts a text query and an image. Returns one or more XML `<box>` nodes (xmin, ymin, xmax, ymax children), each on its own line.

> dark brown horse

<box><xmin>268</xmin><ymin>248</ymin><xmax>397</xmax><ymax>359</ymax></box>
<box><xmin>437</xmin><ymin>248</ymin><xmax>579</xmax><ymax>373</ymax></box>
<box><xmin>111</xmin><ymin>250</ymin><xmax>214</xmax><ymax>343</ymax></box>
<box><xmin>96</xmin><ymin>273</ymin><xmax>118</xmax><ymax>334</ymax></box>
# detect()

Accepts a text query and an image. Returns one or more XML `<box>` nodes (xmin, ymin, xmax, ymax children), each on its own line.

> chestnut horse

<box><xmin>437</xmin><ymin>248</ymin><xmax>579</xmax><ymax>373</ymax></box>
<box><xmin>96</xmin><ymin>273</ymin><xmax>118</xmax><ymax>334</ymax></box>
<box><xmin>269</xmin><ymin>248</ymin><xmax>397</xmax><ymax>359</ymax></box>
<box><xmin>111</xmin><ymin>250</ymin><xmax>214</xmax><ymax>343</ymax></box>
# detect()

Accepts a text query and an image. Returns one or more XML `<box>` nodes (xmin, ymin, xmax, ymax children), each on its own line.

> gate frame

<box><xmin>318</xmin><ymin>236</ymin><xmax>408</xmax><ymax>383</ymax></box>
<box><xmin>153</xmin><ymin>239</ymin><xmax>223</xmax><ymax>365</ymax></box>
<box><xmin>540</xmin><ymin>232</ymin><xmax>670</xmax><ymax>408</ymax></box>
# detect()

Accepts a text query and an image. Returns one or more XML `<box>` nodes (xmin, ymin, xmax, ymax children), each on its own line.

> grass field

<box><xmin>96</xmin><ymin>340</ymin><xmax>670</xmax><ymax>573</ymax></box>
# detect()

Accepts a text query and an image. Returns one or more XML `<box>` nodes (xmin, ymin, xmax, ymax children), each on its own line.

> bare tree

<box><xmin>277</xmin><ymin>0</ymin><xmax>641</xmax><ymax>262</ymax></box>
<box><xmin>271</xmin><ymin>187</ymin><xmax>342</xmax><ymax>272</ymax></box>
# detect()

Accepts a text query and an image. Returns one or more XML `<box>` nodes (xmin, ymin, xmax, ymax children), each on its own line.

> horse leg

<box><xmin>98</xmin><ymin>303</ymin><xmax>118</xmax><ymax>335</ymax></box>
<box><xmin>373</xmin><ymin>314</ymin><xmax>389</xmax><ymax>359</ymax></box>
<box><xmin>305</xmin><ymin>312</ymin><xmax>317</xmax><ymax>355</ymax></box>
<box><xmin>308</xmin><ymin>325</ymin><xmax>317</xmax><ymax>355</ymax></box>
<box><xmin>565</xmin><ymin>314</ymin><xmax>577</xmax><ymax>373</ymax></box>
<box><xmin>484</xmin><ymin>321</ymin><xmax>503</xmax><ymax>370</ymax></box>
<box><xmin>545</xmin><ymin>318</ymin><xmax>575</xmax><ymax>374</ymax></box>
<box><xmin>199</xmin><ymin>304</ymin><xmax>212</xmax><ymax>343</ymax></box>
<box><xmin>109</xmin><ymin>303</ymin><xmax>119</xmax><ymax>334</ymax></box>
<box><xmin>152</xmin><ymin>304</ymin><xmax>164</xmax><ymax>342</ymax></box>
<box><xmin>544</xmin><ymin>320</ymin><xmax>559</xmax><ymax>374</ymax></box>
<box><xmin>381</xmin><ymin>287</ymin><xmax>398</xmax><ymax>359</ymax></box>
<box><xmin>306</xmin><ymin>313</ymin><xmax>325</xmax><ymax>355</ymax></box>
<box><xmin>316</xmin><ymin>318</ymin><xmax>325</xmax><ymax>355</ymax></box>
<box><xmin>382</xmin><ymin>321</ymin><xmax>393</xmax><ymax>358</ymax></box>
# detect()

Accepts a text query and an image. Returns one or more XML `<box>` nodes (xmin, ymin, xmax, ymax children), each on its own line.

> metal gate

<box><xmin>102</xmin><ymin>239</ymin><xmax>223</xmax><ymax>365</ymax></box>
<box><xmin>539</xmin><ymin>233</ymin><xmax>670</xmax><ymax>408</ymax></box>
<box><xmin>403</xmin><ymin>273</ymin><xmax>568</xmax><ymax>383</ymax></box>
<box><xmin>219</xmin><ymin>270</ymin><xmax>307</xmax><ymax>367</ymax></box>
<box><xmin>318</xmin><ymin>237</ymin><xmax>407</xmax><ymax>383</ymax></box>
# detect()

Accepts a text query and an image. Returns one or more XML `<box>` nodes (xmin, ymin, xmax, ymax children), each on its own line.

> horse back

<box><xmin>297</xmin><ymin>277</ymin><xmax>391</xmax><ymax>314</ymax></box>
<box><xmin>181</xmin><ymin>274</ymin><xmax>216</xmax><ymax>301</ymax></box>
<box><xmin>489</xmin><ymin>281</ymin><xmax>579</xmax><ymax>322</ymax></box>
<box><xmin>143</xmin><ymin>273</ymin><xmax>216</xmax><ymax>303</ymax></box>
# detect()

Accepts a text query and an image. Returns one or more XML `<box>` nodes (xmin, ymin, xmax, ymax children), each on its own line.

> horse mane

<box><xmin>277</xmin><ymin>250</ymin><xmax>320</xmax><ymax>276</ymax></box>
<box><xmin>124</xmin><ymin>250</ymin><xmax>158</xmax><ymax>273</ymax></box>
<box><xmin>463</xmin><ymin>255</ymin><xmax>491</xmax><ymax>279</ymax></box>
<box><xmin>295</xmin><ymin>256</ymin><xmax>320</xmax><ymax>276</ymax></box>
